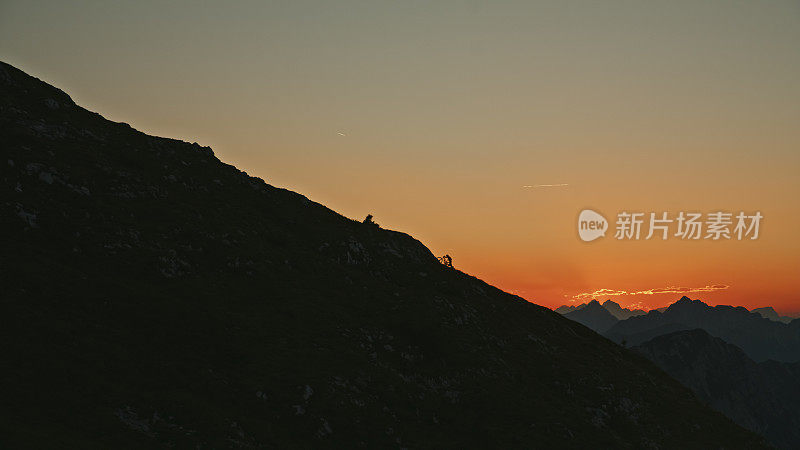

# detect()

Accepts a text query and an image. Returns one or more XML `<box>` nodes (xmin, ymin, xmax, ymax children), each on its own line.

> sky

<box><xmin>2</xmin><ymin>0</ymin><xmax>799</xmax><ymax>313</ymax></box>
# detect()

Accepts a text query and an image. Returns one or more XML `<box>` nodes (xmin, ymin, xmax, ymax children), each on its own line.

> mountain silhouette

<box><xmin>602</xmin><ymin>300</ymin><xmax>647</xmax><ymax>320</ymax></box>
<box><xmin>555</xmin><ymin>300</ymin><xmax>645</xmax><ymax>321</ymax></box>
<box><xmin>606</xmin><ymin>297</ymin><xmax>800</xmax><ymax>362</ymax></box>
<box><xmin>554</xmin><ymin>304</ymin><xmax>584</xmax><ymax>314</ymax></box>
<box><xmin>751</xmin><ymin>307</ymin><xmax>794</xmax><ymax>324</ymax></box>
<box><xmin>563</xmin><ymin>300</ymin><xmax>619</xmax><ymax>333</ymax></box>
<box><xmin>635</xmin><ymin>329</ymin><xmax>800</xmax><ymax>449</ymax></box>
<box><xmin>0</xmin><ymin>61</ymin><xmax>767</xmax><ymax>448</ymax></box>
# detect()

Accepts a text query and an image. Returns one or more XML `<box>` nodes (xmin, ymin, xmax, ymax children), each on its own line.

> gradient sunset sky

<box><xmin>3</xmin><ymin>1</ymin><xmax>798</xmax><ymax>313</ymax></box>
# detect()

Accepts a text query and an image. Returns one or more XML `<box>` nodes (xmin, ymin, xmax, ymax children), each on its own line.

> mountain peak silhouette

<box><xmin>564</xmin><ymin>300</ymin><xmax>618</xmax><ymax>333</ymax></box>
<box><xmin>600</xmin><ymin>299</ymin><xmax>647</xmax><ymax>320</ymax></box>
<box><xmin>751</xmin><ymin>306</ymin><xmax>794</xmax><ymax>323</ymax></box>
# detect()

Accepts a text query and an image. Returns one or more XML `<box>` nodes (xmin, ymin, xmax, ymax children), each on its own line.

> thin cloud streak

<box><xmin>572</xmin><ymin>284</ymin><xmax>730</xmax><ymax>301</ymax></box>
<box><xmin>523</xmin><ymin>183</ymin><xmax>569</xmax><ymax>188</ymax></box>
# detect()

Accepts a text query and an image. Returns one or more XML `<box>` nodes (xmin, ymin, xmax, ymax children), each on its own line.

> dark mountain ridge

<box><xmin>0</xmin><ymin>61</ymin><xmax>765</xmax><ymax>448</ymax></box>
<box><xmin>635</xmin><ymin>329</ymin><xmax>800</xmax><ymax>449</ymax></box>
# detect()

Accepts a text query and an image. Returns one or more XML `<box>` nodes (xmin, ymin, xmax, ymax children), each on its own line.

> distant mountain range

<box><xmin>555</xmin><ymin>300</ymin><xmax>796</xmax><ymax>324</ymax></box>
<box><xmin>556</xmin><ymin>296</ymin><xmax>800</xmax><ymax>447</ymax></box>
<box><xmin>635</xmin><ymin>329</ymin><xmax>800</xmax><ymax>449</ymax></box>
<box><xmin>556</xmin><ymin>297</ymin><xmax>800</xmax><ymax>362</ymax></box>
<box><xmin>605</xmin><ymin>297</ymin><xmax>800</xmax><ymax>363</ymax></box>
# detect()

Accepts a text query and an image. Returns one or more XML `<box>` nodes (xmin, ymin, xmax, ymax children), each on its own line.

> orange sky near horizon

<box><xmin>2</xmin><ymin>1</ymin><xmax>798</xmax><ymax>314</ymax></box>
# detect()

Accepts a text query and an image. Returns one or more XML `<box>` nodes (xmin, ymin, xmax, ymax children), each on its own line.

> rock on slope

<box><xmin>0</xmin><ymin>61</ymin><xmax>766</xmax><ymax>448</ymax></box>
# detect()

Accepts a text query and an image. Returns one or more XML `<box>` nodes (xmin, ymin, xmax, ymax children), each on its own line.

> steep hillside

<box><xmin>0</xmin><ymin>61</ymin><xmax>766</xmax><ymax>448</ymax></box>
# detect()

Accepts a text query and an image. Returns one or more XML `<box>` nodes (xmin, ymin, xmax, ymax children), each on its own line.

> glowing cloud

<box><xmin>572</xmin><ymin>284</ymin><xmax>729</xmax><ymax>301</ymax></box>
<box><xmin>523</xmin><ymin>183</ymin><xmax>569</xmax><ymax>188</ymax></box>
